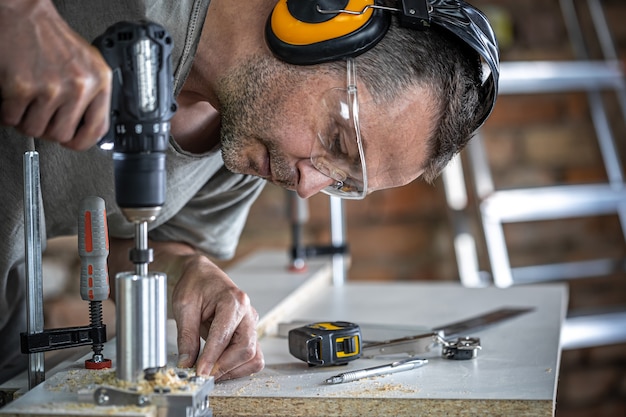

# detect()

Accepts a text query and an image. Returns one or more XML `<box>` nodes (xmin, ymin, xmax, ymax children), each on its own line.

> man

<box><xmin>0</xmin><ymin>0</ymin><xmax>498</xmax><ymax>384</ymax></box>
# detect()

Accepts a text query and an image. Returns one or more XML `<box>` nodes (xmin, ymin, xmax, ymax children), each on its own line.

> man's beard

<box><xmin>217</xmin><ymin>55</ymin><xmax>298</xmax><ymax>186</ymax></box>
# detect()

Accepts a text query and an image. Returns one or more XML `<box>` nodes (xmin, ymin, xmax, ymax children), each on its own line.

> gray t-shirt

<box><xmin>0</xmin><ymin>0</ymin><xmax>265</xmax><ymax>382</ymax></box>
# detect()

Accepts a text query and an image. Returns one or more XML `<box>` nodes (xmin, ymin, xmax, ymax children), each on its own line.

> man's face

<box><xmin>217</xmin><ymin>55</ymin><xmax>433</xmax><ymax>198</ymax></box>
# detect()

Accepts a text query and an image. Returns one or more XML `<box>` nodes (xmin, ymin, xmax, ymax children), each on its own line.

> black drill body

<box><xmin>94</xmin><ymin>21</ymin><xmax>177</xmax><ymax>273</ymax></box>
<box><xmin>94</xmin><ymin>20</ymin><xmax>177</xmax><ymax>213</ymax></box>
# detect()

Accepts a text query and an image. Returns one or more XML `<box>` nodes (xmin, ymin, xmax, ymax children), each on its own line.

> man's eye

<box><xmin>331</xmin><ymin>132</ymin><xmax>348</xmax><ymax>156</ymax></box>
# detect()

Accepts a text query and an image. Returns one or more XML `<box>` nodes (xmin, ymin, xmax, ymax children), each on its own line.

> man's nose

<box><xmin>295</xmin><ymin>160</ymin><xmax>335</xmax><ymax>199</ymax></box>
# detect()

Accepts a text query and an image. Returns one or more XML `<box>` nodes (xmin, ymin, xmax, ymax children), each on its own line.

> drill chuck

<box><xmin>113</xmin><ymin>152</ymin><xmax>165</xmax><ymax>213</ymax></box>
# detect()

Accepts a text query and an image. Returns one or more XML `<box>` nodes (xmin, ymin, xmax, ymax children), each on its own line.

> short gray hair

<box><xmin>342</xmin><ymin>13</ymin><xmax>486</xmax><ymax>183</ymax></box>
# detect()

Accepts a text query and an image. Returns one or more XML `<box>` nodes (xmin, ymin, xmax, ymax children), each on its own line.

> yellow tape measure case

<box><xmin>288</xmin><ymin>321</ymin><xmax>362</xmax><ymax>366</ymax></box>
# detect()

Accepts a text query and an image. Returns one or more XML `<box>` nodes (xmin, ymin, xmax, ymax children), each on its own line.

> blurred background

<box><xmin>41</xmin><ymin>1</ymin><xmax>626</xmax><ymax>416</ymax></box>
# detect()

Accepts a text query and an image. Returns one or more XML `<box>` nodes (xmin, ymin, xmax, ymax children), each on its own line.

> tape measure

<box><xmin>288</xmin><ymin>321</ymin><xmax>362</xmax><ymax>366</ymax></box>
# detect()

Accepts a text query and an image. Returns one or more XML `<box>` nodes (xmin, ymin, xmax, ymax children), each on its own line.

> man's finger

<box><xmin>195</xmin><ymin>312</ymin><xmax>239</xmax><ymax>377</ymax></box>
<box><xmin>215</xmin><ymin>345</ymin><xmax>265</xmax><ymax>382</ymax></box>
<box><xmin>175</xmin><ymin>304</ymin><xmax>202</xmax><ymax>368</ymax></box>
<box><xmin>194</xmin><ymin>288</ymin><xmax>251</xmax><ymax>376</ymax></box>
<box><xmin>16</xmin><ymin>95</ymin><xmax>59</xmax><ymax>139</ymax></box>
<box><xmin>66</xmin><ymin>89</ymin><xmax>111</xmax><ymax>150</ymax></box>
<box><xmin>207</xmin><ymin>311</ymin><xmax>259</xmax><ymax>379</ymax></box>
<box><xmin>0</xmin><ymin>96</ymin><xmax>28</xmax><ymax>127</ymax></box>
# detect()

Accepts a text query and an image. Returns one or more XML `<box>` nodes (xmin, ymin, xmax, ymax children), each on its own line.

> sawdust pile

<box><xmin>46</xmin><ymin>366</ymin><xmax>201</xmax><ymax>395</ymax></box>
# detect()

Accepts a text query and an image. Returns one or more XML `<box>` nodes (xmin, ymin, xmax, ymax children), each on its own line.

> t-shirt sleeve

<box><xmin>148</xmin><ymin>166</ymin><xmax>266</xmax><ymax>260</ymax></box>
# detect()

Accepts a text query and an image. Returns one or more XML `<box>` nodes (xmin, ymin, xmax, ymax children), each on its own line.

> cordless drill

<box><xmin>94</xmin><ymin>21</ymin><xmax>176</xmax><ymax>382</ymax></box>
<box><xmin>93</xmin><ymin>21</ymin><xmax>177</xmax><ymax>275</ymax></box>
<box><xmin>19</xmin><ymin>22</ymin><xmax>177</xmax><ymax>383</ymax></box>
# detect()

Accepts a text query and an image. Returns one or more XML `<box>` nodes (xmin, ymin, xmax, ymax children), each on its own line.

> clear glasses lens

<box><xmin>310</xmin><ymin>60</ymin><xmax>367</xmax><ymax>199</ymax></box>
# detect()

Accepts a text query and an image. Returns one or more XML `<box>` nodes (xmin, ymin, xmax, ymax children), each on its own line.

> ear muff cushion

<box><xmin>266</xmin><ymin>0</ymin><xmax>391</xmax><ymax>65</ymax></box>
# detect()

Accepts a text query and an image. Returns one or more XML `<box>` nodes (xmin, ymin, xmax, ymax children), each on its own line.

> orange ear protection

<box><xmin>266</xmin><ymin>0</ymin><xmax>500</xmax><ymax>128</ymax></box>
<box><xmin>265</xmin><ymin>0</ymin><xmax>392</xmax><ymax>65</ymax></box>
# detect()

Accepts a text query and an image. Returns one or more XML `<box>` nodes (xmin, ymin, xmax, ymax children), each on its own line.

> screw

<box><xmin>96</xmin><ymin>392</ymin><xmax>110</xmax><ymax>405</ymax></box>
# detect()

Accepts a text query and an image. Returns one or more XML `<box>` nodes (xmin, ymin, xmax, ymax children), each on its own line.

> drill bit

<box><xmin>134</xmin><ymin>220</ymin><xmax>150</xmax><ymax>277</ymax></box>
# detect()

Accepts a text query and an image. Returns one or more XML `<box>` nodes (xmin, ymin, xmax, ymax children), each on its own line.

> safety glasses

<box><xmin>309</xmin><ymin>1</ymin><xmax>500</xmax><ymax>199</ymax></box>
<box><xmin>311</xmin><ymin>58</ymin><xmax>368</xmax><ymax>199</ymax></box>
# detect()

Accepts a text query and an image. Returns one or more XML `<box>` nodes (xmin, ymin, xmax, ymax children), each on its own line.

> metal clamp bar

<box><xmin>20</xmin><ymin>325</ymin><xmax>107</xmax><ymax>354</ymax></box>
<box><xmin>23</xmin><ymin>150</ymin><xmax>45</xmax><ymax>389</ymax></box>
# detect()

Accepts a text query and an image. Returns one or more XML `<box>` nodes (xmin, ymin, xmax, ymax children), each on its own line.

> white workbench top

<box><xmin>0</xmin><ymin>250</ymin><xmax>568</xmax><ymax>417</ymax></box>
<box><xmin>210</xmin><ymin>273</ymin><xmax>567</xmax><ymax>417</ymax></box>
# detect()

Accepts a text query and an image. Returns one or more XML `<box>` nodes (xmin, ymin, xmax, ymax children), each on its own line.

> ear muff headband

<box><xmin>266</xmin><ymin>0</ymin><xmax>391</xmax><ymax>65</ymax></box>
<box><xmin>271</xmin><ymin>0</ymin><xmax>374</xmax><ymax>45</ymax></box>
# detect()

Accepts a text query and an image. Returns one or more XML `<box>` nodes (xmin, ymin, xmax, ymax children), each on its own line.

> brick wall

<box><xmin>229</xmin><ymin>1</ymin><xmax>626</xmax><ymax>415</ymax></box>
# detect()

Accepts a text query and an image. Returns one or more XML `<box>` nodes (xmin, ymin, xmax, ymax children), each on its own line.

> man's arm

<box><xmin>108</xmin><ymin>237</ymin><xmax>265</xmax><ymax>381</ymax></box>
<box><xmin>0</xmin><ymin>0</ymin><xmax>111</xmax><ymax>149</ymax></box>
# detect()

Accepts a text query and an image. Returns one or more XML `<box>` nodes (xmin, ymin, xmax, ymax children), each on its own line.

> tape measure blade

<box><xmin>433</xmin><ymin>307</ymin><xmax>534</xmax><ymax>338</ymax></box>
<box><xmin>278</xmin><ymin>320</ymin><xmax>431</xmax><ymax>341</ymax></box>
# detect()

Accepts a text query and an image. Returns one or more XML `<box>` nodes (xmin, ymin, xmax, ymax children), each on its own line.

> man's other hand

<box><xmin>172</xmin><ymin>255</ymin><xmax>265</xmax><ymax>381</ymax></box>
